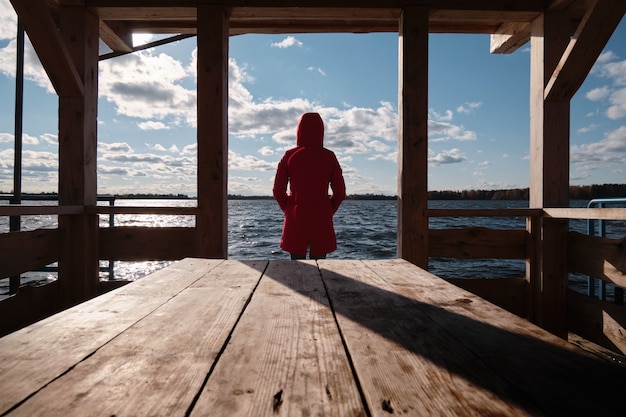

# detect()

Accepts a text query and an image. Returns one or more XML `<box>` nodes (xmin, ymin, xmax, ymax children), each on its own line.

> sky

<box><xmin>0</xmin><ymin>1</ymin><xmax>624</xmax><ymax>197</ymax></box>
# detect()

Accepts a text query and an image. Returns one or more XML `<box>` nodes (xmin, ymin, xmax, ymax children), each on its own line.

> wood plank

<box><xmin>0</xmin><ymin>258</ymin><xmax>224</xmax><ymax>415</ymax></box>
<box><xmin>98</xmin><ymin>19</ymin><xmax>133</xmax><ymax>53</ymax></box>
<box><xmin>490</xmin><ymin>22</ymin><xmax>531</xmax><ymax>54</ymax></box>
<box><xmin>99</xmin><ymin>226</ymin><xmax>196</xmax><ymax>261</ymax></box>
<box><xmin>86</xmin><ymin>205</ymin><xmax>199</xmax><ymax>215</ymax></box>
<box><xmin>0</xmin><ymin>229</ymin><xmax>59</xmax><ymax>278</ymax></box>
<box><xmin>398</xmin><ymin>6</ymin><xmax>429</xmax><ymax>268</ymax></box>
<box><xmin>0</xmin><ymin>205</ymin><xmax>83</xmax><ymax>216</ymax></box>
<box><xmin>0</xmin><ymin>281</ymin><xmax>61</xmax><ymax>337</ymax></box>
<box><xmin>8</xmin><ymin>260</ymin><xmax>264</xmax><ymax>416</ymax></box>
<box><xmin>321</xmin><ymin>259</ymin><xmax>626</xmax><ymax>416</ymax></box>
<box><xmin>429</xmin><ymin>228</ymin><xmax>528</xmax><ymax>259</ymax></box>
<box><xmin>544</xmin><ymin>207</ymin><xmax>626</xmax><ymax>220</ymax></box>
<box><xmin>426</xmin><ymin>208</ymin><xmax>542</xmax><ymax>218</ymax></box>
<box><xmin>190</xmin><ymin>260</ymin><xmax>365</xmax><ymax>417</ymax></box>
<box><xmin>568</xmin><ymin>289</ymin><xmax>626</xmax><ymax>356</ymax></box>
<box><xmin>319</xmin><ymin>259</ymin><xmax>535</xmax><ymax>416</ymax></box>
<box><xmin>448</xmin><ymin>277</ymin><xmax>528</xmax><ymax>317</ymax></box>
<box><xmin>568</xmin><ymin>232</ymin><xmax>626</xmax><ymax>287</ymax></box>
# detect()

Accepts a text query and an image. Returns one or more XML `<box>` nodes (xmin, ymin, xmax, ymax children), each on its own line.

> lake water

<box><xmin>1</xmin><ymin>198</ymin><xmax>625</xmax><ymax>298</ymax></box>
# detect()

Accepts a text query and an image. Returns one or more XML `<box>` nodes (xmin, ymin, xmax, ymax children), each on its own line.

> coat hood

<box><xmin>296</xmin><ymin>112</ymin><xmax>324</xmax><ymax>147</ymax></box>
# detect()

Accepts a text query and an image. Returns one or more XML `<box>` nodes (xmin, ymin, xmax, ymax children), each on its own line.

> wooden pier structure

<box><xmin>2</xmin><ymin>258</ymin><xmax>626</xmax><ymax>416</ymax></box>
<box><xmin>1</xmin><ymin>1</ymin><xmax>626</xmax><ymax>412</ymax></box>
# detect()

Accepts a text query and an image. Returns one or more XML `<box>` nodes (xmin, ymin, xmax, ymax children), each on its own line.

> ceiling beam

<box><xmin>490</xmin><ymin>22</ymin><xmax>530</xmax><ymax>53</ymax></box>
<box><xmin>99</xmin><ymin>20</ymin><xmax>133</xmax><ymax>53</ymax></box>
<box><xmin>544</xmin><ymin>0</ymin><xmax>626</xmax><ymax>101</ymax></box>
<box><xmin>10</xmin><ymin>0</ymin><xmax>84</xmax><ymax>97</ymax></box>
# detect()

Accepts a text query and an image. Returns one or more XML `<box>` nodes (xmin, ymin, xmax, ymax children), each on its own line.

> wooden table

<box><xmin>1</xmin><ymin>258</ymin><xmax>625</xmax><ymax>416</ymax></box>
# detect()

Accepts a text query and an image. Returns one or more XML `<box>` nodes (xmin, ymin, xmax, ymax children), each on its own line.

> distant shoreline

<box><xmin>2</xmin><ymin>184</ymin><xmax>625</xmax><ymax>201</ymax></box>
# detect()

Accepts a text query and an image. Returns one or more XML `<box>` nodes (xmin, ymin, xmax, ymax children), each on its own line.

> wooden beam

<box><xmin>57</xmin><ymin>6</ymin><xmax>100</xmax><ymax>307</ymax></box>
<box><xmin>429</xmin><ymin>228</ymin><xmax>528</xmax><ymax>259</ymax></box>
<box><xmin>85</xmin><ymin>0</ymin><xmax>545</xmax><ymax>11</ymax></box>
<box><xmin>196</xmin><ymin>4</ymin><xmax>228</xmax><ymax>258</ymax></box>
<box><xmin>9</xmin><ymin>0</ymin><xmax>83</xmax><ymax>97</ymax></box>
<box><xmin>568</xmin><ymin>289</ymin><xmax>626</xmax><ymax>355</ymax></box>
<box><xmin>544</xmin><ymin>207</ymin><xmax>626</xmax><ymax>220</ymax></box>
<box><xmin>100</xmin><ymin>227</ymin><xmax>196</xmax><ymax>261</ymax></box>
<box><xmin>529</xmin><ymin>11</ymin><xmax>571</xmax><ymax>338</ymax></box>
<box><xmin>0</xmin><ymin>229</ymin><xmax>59</xmax><ymax>279</ymax></box>
<box><xmin>99</xmin><ymin>19</ymin><xmax>133</xmax><ymax>53</ymax></box>
<box><xmin>490</xmin><ymin>22</ymin><xmax>530</xmax><ymax>54</ymax></box>
<box><xmin>545</xmin><ymin>0</ymin><xmax>626</xmax><ymax>101</ymax></box>
<box><xmin>568</xmin><ymin>232</ymin><xmax>626</xmax><ymax>288</ymax></box>
<box><xmin>398</xmin><ymin>6</ymin><xmax>428</xmax><ymax>268</ymax></box>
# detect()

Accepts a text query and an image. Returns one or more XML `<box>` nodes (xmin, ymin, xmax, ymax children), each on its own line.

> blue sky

<box><xmin>0</xmin><ymin>1</ymin><xmax>624</xmax><ymax>196</ymax></box>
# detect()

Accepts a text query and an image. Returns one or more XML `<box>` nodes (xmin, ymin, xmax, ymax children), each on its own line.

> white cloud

<box><xmin>429</xmin><ymin>120</ymin><xmax>477</xmax><ymax>142</ymax></box>
<box><xmin>228</xmin><ymin>150</ymin><xmax>275</xmax><ymax>171</ymax></box>
<box><xmin>308</xmin><ymin>66</ymin><xmax>326</xmax><ymax>76</ymax></box>
<box><xmin>0</xmin><ymin>0</ymin><xmax>16</xmax><ymax>41</ymax></box>
<box><xmin>457</xmin><ymin>102</ymin><xmax>482</xmax><ymax>114</ymax></box>
<box><xmin>147</xmin><ymin>143</ymin><xmax>180</xmax><ymax>153</ymax></box>
<box><xmin>607</xmin><ymin>88</ymin><xmax>626</xmax><ymax>119</ymax></box>
<box><xmin>98</xmin><ymin>142</ymin><xmax>133</xmax><ymax>153</ymax></box>
<box><xmin>99</xmin><ymin>51</ymin><xmax>196</xmax><ymax>124</ymax></box>
<box><xmin>571</xmin><ymin>125</ymin><xmax>626</xmax><ymax>170</ymax></box>
<box><xmin>429</xmin><ymin>148</ymin><xmax>466</xmax><ymax>166</ymax></box>
<box><xmin>577</xmin><ymin>124</ymin><xmax>598</xmax><ymax>134</ymax></box>
<box><xmin>271</xmin><ymin>36</ymin><xmax>303</xmax><ymax>49</ymax></box>
<box><xmin>0</xmin><ymin>132</ymin><xmax>12</xmax><ymax>143</ymax></box>
<box><xmin>258</xmin><ymin>146</ymin><xmax>274</xmax><ymax>156</ymax></box>
<box><xmin>586</xmin><ymin>86</ymin><xmax>610</xmax><ymax>101</ymax></box>
<box><xmin>138</xmin><ymin>121</ymin><xmax>170</xmax><ymax>130</ymax></box>
<box><xmin>0</xmin><ymin>35</ymin><xmax>54</xmax><ymax>93</ymax></box>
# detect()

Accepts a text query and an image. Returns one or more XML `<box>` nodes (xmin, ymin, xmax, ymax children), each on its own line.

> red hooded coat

<box><xmin>273</xmin><ymin>113</ymin><xmax>346</xmax><ymax>256</ymax></box>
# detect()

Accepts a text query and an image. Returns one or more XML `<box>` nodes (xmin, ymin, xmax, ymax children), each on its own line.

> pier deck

<box><xmin>1</xmin><ymin>258</ymin><xmax>625</xmax><ymax>416</ymax></box>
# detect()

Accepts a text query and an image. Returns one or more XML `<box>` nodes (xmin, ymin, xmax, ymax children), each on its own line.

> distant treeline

<box><xmin>229</xmin><ymin>185</ymin><xmax>626</xmax><ymax>200</ymax></box>
<box><xmin>428</xmin><ymin>184</ymin><xmax>626</xmax><ymax>200</ymax></box>
<box><xmin>3</xmin><ymin>184</ymin><xmax>625</xmax><ymax>201</ymax></box>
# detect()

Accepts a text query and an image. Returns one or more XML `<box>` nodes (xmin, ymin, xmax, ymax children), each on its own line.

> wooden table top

<box><xmin>1</xmin><ymin>258</ymin><xmax>625</xmax><ymax>416</ymax></box>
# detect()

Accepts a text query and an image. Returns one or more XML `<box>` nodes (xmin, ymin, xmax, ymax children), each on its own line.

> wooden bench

<box><xmin>1</xmin><ymin>258</ymin><xmax>625</xmax><ymax>416</ymax></box>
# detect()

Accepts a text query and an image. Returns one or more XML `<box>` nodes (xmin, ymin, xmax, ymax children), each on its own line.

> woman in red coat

<box><xmin>273</xmin><ymin>112</ymin><xmax>346</xmax><ymax>259</ymax></box>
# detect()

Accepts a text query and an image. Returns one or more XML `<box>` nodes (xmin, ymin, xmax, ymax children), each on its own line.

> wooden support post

<box><xmin>196</xmin><ymin>4</ymin><xmax>228</xmax><ymax>258</ymax></box>
<box><xmin>528</xmin><ymin>12</ymin><xmax>570</xmax><ymax>337</ymax></box>
<box><xmin>398</xmin><ymin>6</ymin><xmax>428</xmax><ymax>268</ymax></box>
<box><xmin>57</xmin><ymin>6</ymin><xmax>100</xmax><ymax>307</ymax></box>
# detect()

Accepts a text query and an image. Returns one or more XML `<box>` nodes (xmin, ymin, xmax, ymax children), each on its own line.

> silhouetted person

<box><xmin>273</xmin><ymin>112</ymin><xmax>346</xmax><ymax>260</ymax></box>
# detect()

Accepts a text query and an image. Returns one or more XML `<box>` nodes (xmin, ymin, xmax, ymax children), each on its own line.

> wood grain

<box><xmin>319</xmin><ymin>259</ymin><xmax>534</xmax><ymax>416</ymax></box>
<box><xmin>190</xmin><ymin>260</ymin><xmax>365</xmax><ymax>417</ymax></box>
<box><xmin>4</xmin><ymin>260</ymin><xmax>262</xmax><ymax>416</ymax></box>
<box><xmin>324</xmin><ymin>259</ymin><xmax>626</xmax><ymax>416</ymax></box>
<box><xmin>0</xmin><ymin>258</ymin><xmax>223</xmax><ymax>415</ymax></box>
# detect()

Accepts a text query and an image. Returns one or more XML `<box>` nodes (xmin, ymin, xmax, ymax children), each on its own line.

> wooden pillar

<box><xmin>398</xmin><ymin>6</ymin><xmax>429</xmax><ymax>268</ymax></box>
<box><xmin>528</xmin><ymin>12</ymin><xmax>570</xmax><ymax>337</ymax></box>
<box><xmin>196</xmin><ymin>4</ymin><xmax>228</xmax><ymax>258</ymax></box>
<box><xmin>57</xmin><ymin>7</ymin><xmax>100</xmax><ymax>306</ymax></box>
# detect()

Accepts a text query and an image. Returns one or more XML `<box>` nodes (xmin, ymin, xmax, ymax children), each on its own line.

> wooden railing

<box><xmin>426</xmin><ymin>205</ymin><xmax>626</xmax><ymax>355</ymax></box>
<box><xmin>2</xmin><ymin>202</ymin><xmax>625</xmax><ymax>353</ymax></box>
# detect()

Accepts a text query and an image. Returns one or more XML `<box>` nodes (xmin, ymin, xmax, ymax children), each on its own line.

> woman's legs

<box><xmin>290</xmin><ymin>252</ymin><xmax>326</xmax><ymax>260</ymax></box>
